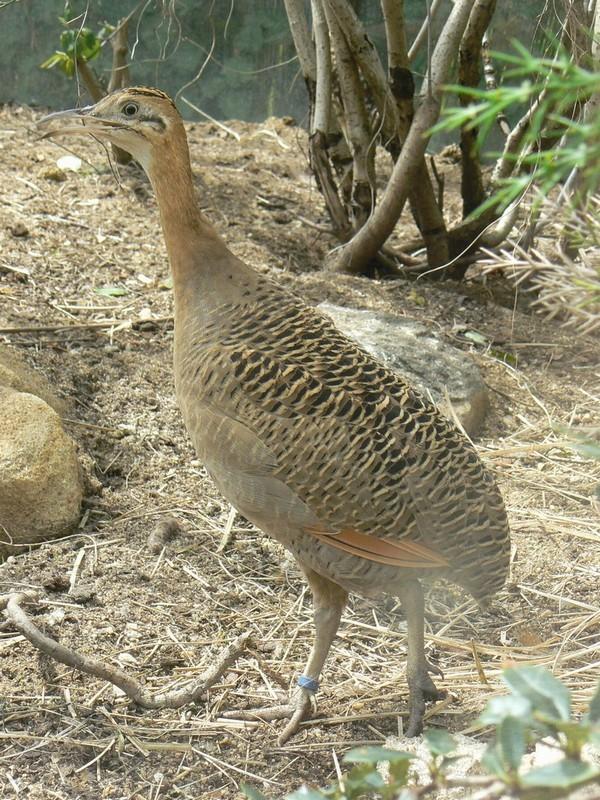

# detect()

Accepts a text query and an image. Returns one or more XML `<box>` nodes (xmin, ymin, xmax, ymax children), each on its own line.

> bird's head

<box><xmin>38</xmin><ymin>87</ymin><xmax>186</xmax><ymax>174</ymax></box>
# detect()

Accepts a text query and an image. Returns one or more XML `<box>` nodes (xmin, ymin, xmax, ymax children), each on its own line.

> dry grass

<box><xmin>480</xmin><ymin>195</ymin><xmax>600</xmax><ymax>336</ymax></box>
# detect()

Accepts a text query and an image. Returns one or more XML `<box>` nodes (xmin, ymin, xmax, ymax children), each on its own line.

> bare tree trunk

<box><xmin>309</xmin><ymin>0</ymin><xmax>352</xmax><ymax>239</ymax></box>
<box><xmin>283</xmin><ymin>0</ymin><xmax>316</xmax><ymax>89</ymax></box>
<box><xmin>381</xmin><ymin>0</ymin><xmax>450</xmax><ymax>271</ymax></box>
<box><xmin>325</xmin><ymin>0</ymin><xmax>399</xmax><ymax>143</ymax></box>
<box><xmin>458</xmin><ymin>0</ymin><xmax>496</xmax><ymax>217</ymax></box>
<box><xmin>108</xmin><ymin>19</ymin><xmax>130</xmax><ymax>92</ymax></box>
<box><xmin>108</xmin><ymin>19</ymin><xmax>132</xmax><ymax>164</ymax></box>
<box><xmin>323</xmin><ymin>2</ymin><xmax>375</xmax><ymax>230</ymax></box>
<box><xmin>481</xmin><ymin>32</ymin><xmax>511</xmax><ymax>136</ymax></box>
<box><xmin>75</xmin><ymin>58</ymin><xmax>104</xmax><ymax>102</ymax></box>
<box><xmin>75</xmin><ymin>20</ymin><xmax>131</xmax><ymax>166</ymax></box>
<box><xmin>330</xmin><ymin>0</ymin><xmax>477</xmax><ymax>274</ymax></box>
<box><xmin>381</xmin><ymin>0</ymin><xmax>412</xmax><ymax>138</ymax></box>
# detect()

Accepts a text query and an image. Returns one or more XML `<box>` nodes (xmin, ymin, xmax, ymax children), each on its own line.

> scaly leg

<box><xmin>397</xmin><ymin>579</ymin><xmax>446</xmax><ymax>737</ymax></box>
<box><xmin>224</xmin><ymin>564</ymin><xmax>347</xmax><ymax>744</ymax></box>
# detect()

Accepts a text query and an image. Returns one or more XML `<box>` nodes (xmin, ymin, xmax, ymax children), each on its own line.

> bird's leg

<box><xmin>224</xmin><ymin>565</ymin><xmax>347</xmax><ymax>745</ymax></box>
<box><xmin>279</xmin><ymin>567</ymin><xmax>348</xmax><ymax>743</ymax></box>
<box><xmin>397</xmin><ymin>579</ymin><xmax>446</xmax><ymax>737</ymax></box>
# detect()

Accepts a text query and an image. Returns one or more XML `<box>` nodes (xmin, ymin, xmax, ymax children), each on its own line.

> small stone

<box><xmin>10</xmin><ymin>222</ymin><xmax>29</xmax><ymax>238</ymax></box>
<box><xmin>38</xmin><ymin>166</ymin><xmax>67</xmax><ymax>182</ymax></box>
<box><xmin>117</xmin><ymin>651</ymin><xmax>138</xmax><ymax>666</ymax></box>
<box><xmin>41</xmin><ymin>571</ymin><xmax>71</xmax><ymax>592</ymax></box>
<box><xmin>56</xmin><ymin>155</ymin><xmax>82</xmax><ymax>172</ymax></box>
<box><xmin>69</xmin><ymin>585</ymin><xmax>96</xmax><ymax>605</ymax></box>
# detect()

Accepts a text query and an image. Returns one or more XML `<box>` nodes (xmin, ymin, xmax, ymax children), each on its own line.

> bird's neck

<box><xmin>146</xmin><ymin>140</ymin><xmax>230</xmax><ymax>314</ymax></box>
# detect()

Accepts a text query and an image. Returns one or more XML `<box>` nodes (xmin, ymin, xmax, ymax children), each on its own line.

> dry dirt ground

<box><xmin>0</xmin><ymin>104</ymin><xmax>599</xmax><ymax>800</ymax></box>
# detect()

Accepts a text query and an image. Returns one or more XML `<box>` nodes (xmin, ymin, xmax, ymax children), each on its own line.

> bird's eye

<box><xmin>122</xmin><ymin>102</ymin><xmax>139</xmax><ymax>117</ymax></box>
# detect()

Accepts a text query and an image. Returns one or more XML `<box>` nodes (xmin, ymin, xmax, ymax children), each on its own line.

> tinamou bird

<box><xmin>40</xmin><ymin>88</ymin><xmax>510</xmax><ymax>742</ymax></box>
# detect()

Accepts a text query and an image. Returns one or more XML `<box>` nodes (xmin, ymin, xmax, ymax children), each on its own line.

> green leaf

<box><xmin>464</xmin><ymin>330</ymin><xmax>487</xmax><ymax>346</ymax></box>
<box><xmin>589</xmin><ymin>729</ymin><xmax>600</xmax><ymax>748</ymax></box>
<box><xmin>346</xmin><ymin>764</ymin><xmax>385</xmax><ymax>792</ymax></box>
<box><xmin>388</xmin><ymin>757</ymin><xmax>411</xmax><ymax>787</ymax></box>
<box><xmin>60</xmin><ymin>29</ymin><xmax>76</xmax><ymax>52</ymax></box>
<box><xmin>481</xmin><ymin>743</ymin><xmax>508</xmax><ymax>780</ymax></box>
<box><xmin>503</xmin><ymin>667</ymin><xmax>571</xmax><ymax>721</ymax></box>
<box><xmin>95</xmin><ymin>285</ymin><xmax>128</xmax><ymax>297</ymax></box>
<box><xmin>240</xmin><ymin>785</ymin><xmax>269</xmax><ymax>800</ymax></box>
<box><xmin>287</xmin><ymin>787</ymin><xmax>329</xmax><ymax>800</ymax></box>
<box><xmin>62</xmin><ymin>59</ymin><xmax>75</xmax><ymax>78</ymax></box>
<box><xmin>588</xmin><ymin>682</ymin><xmax>600</xmax><ymax>723</ymax></box>
<box><xmin>480</xmin><ymin>694</ymin><xmax>532</xmax><ymax>725</ymax></box>
<box><xmin>40</xmin><ymin>52</ymin><xmax>67</xmax><ymax>70</ymax></box>
<box><xmin>343</xmin><ymin>746</ymin><xmax>413</xmax><ymax>765</ymax></box>
<box><xmin>423</xmin><ymin>728</ymin><xmax>457</xmax><ymax>756</ymax></box>
<box><xmin>98</xmin><ymin>24</ymin><xmax>115</xmax><ymax>41</ymax></box>
<box><xmin>520</xmin><ymin>759</ymin><xmax>600</xmax><ymax>789</ymax></box>
<box><xmin>497</xmin><ymin>716</ymin><xmax>526</xmax><ymax>771</ymax></box>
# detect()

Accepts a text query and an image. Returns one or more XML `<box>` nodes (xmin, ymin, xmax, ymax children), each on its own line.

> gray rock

<box><xmin>319</xmin><ymin>303</ymin><xmax>488</xmax><ymax>436</ymax></box>
<box><xmin>0</xmin><ymin>388</ymin><xmax>83</xmax><ymax>558</ymax></box>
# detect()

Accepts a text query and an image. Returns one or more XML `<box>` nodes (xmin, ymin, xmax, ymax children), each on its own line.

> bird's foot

<box><xmin>222</xmin><ymin>687</ymin><xmax>315</xmax><ymax>745</ymax></box>
<box><xmin>405</xmin><ymin>660</ymin><xmax>446</xmax><ymax>738</ymax></box>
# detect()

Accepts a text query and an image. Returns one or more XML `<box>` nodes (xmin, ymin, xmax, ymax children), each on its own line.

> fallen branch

<box><xmin>2</xmin><ymin>592</ymin><xmax>252</xmax><ymax>710</ymax></box>
<box><xmin>0</xmin><ymin>315</ymin><xmax>174</xmax><ymax>335</ymax></box>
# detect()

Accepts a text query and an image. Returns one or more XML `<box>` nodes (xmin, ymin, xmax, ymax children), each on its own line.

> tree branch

<box><xmin>108</xmin><ymin>18</ymin><xmax>130</xmax><ymax>93</ymax></box>
<box><xmin>407</xmin><ymin>0</ymin><xmax>445</xmax><ymax>64</ymax></box>
<box><xmin>283</xmin><ymin>0</ymin><xmax>316</xmax><ymax>83</ymax></box>
<box><xmin>458</xmin><ymin>0</ymin><xmax>497</xmax><ymax>216</ymax></box>
<box><xmin>2</xmin><ymin>592</ymin><xmax>251</xmax><ymax>710</ymax></box>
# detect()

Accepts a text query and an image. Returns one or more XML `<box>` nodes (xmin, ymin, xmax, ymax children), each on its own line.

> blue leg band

<box><xmin>297</xmin><ymin>675</ymin><xmax>319</xmax><ymax>693</ymax></box>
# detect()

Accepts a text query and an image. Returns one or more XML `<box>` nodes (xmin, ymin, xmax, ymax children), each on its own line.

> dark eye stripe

<box><xmin>138</xmin><ymin>113</ymin><xmax>166</xmax><ymax>130</ymax></box>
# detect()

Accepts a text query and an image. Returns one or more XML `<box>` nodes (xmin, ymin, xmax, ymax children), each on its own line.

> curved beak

<box><xmin>37</xmin><ymin>105</ymin><xmax>125</xmax><ymax>140</ymax></box>
<box><xmin>37</xmin><ymin>106</ymin><xmax>93</xmax><ymax>138</ymax></box>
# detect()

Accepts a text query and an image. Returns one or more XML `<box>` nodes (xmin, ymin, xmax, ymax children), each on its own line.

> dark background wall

<box><xmin>1</xmin><ymin>0</ymin><xmax>546</xmax><ymax>122</ymax></box>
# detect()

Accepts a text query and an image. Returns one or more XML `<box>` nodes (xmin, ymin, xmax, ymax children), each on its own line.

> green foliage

<box><xmin>242</xmin><ymin>666</ymin><xmax>600</xmax><ymax>800</ymax></box>
<box><xmin>434</xmin><ymin>41</ymin><xmax>600</xmax><ymax>215</ymax></box>
<box><xmin>556</xmin><ymin>426</ymin><xmax>600</xmax><ymax>462</ymax></box>
<box><xmin>422</xmin><ymin>728</ymin><xmax>456</xmax><ymax>756</ymax></box>
<box><xmin>40</xmin><ymin>2</ymin><xmax>112</xmax><ymax>78</ymax></box>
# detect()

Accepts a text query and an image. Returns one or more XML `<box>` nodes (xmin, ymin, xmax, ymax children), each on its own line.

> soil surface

<box><xmin>1</xmin><ymin>104</ymin><xmax>599</xmax><ymax>799</ymax></box>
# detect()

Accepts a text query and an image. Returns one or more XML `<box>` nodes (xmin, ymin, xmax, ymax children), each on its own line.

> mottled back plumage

<box><xmin>175</xmin><ymin>267</ymin><xmax>510</xmax><ymax>602</ymax></box>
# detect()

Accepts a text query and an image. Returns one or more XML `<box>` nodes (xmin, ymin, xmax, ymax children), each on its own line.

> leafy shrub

<box><xmin>243</xmin><ymin>666</ymin><xmax>600</xmax><ymax>799</ymax></box>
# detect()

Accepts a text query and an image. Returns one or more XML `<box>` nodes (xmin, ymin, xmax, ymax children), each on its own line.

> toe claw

<box><xmin>405</xmin><ymin>661</ymin><xmax>446</xmax><ymax>736</ymax></box>
<box><xmin>278</xmin><ymin>698</ymin><xmax>312</xmax><ymax>745</ymax></box>
<box><xmin>426</xmin><ymin>659</ymin><xmax>444</xmax><ymax>680</ymax></box>
<box><xmin>222</xmin><ymin>689</ymin><xmax>314</xmax><ymax>742</ymax></box>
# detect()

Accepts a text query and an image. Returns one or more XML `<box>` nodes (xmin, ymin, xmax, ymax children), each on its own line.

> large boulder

<box><xmin>0</xmin><ymin>387</ymin><xmax>83</xmax><ymax>558</ymax></box>
<box><xmin>319</xmin><ymin>303</ymin><xmax>488</xmax><ymax>436</ymax></box>
<box><xmin>0</xmin><ymin>345</ymin><xmax>66</xmax><ymax>415</ymax></box>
